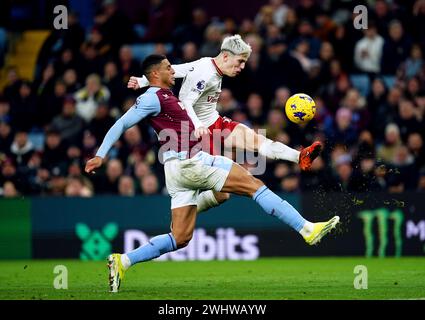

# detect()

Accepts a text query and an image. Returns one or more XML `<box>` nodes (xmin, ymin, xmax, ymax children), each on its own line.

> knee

<box><xmin>215</xmin><ymin>192</ymin><xmax>230</xmax><ymax>204</ymax></box>
<box><xmin>173</xmin><ymin>231</ymin><xmax>193</xmax><ymax>249</ymax></box>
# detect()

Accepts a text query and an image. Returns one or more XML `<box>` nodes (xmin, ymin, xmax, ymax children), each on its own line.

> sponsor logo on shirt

<box><xmin>196</xmin><ymin>80</ymin><xmax>206</xmax><ymax>91</ymax></box>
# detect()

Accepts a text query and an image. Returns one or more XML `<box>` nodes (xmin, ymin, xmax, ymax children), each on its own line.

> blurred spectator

<box><xmin>291</xmin><ymin>40</ymin><xmax>320</xmax><ymax>76</ymax></box>
<box><xmin>265</xmin><ymin>108</ymin><xmax>286</xmax><ymax>140</ymax></box>
<box><xmin>78</xmin><ymin>42</ymin><xmax>105</xmax><ymax>80</ymax></box>
<box><xmin>254</xmin><ymin>5</ymin><xmax>274</xmax><ymax>38</ymax></box>
<box><xmin>88</xmin><ymin>102</ymin><xmax>115</xmax><ymax>145</ymax></box>
<box><xmin>418</xmin><ymin>170</ymin><xmax>425</xmax><ymax>191</ymax></box>
<box><xmin>10</xmin><ymin>130</ymin><xmax>34</xmax><ymax>168</ymax></box>
<box><xmin>279</xmin><ymin>172</ymin><xmax>300</xmax><ymax>193</ymax></box>
<box><xmin>377</xmin><ymin>123</ymin><xmax>402</xmax><ymax>164</ymax></box>
<box><xmin>96</xmin><ymin>0</ymin><xmax>135</xmax><ymax>50</ymax></box>
<box><xmin>245</xmin><ymin>93</ymin><xmax>266</xmax><ymax>125</ymax></box>
<box><xmin>296</xmin><ymin>0</ymin><xmax>321</xmax><ymax>25</ymax></box>
<box><xmin>10</xmin><ymin>80</ymin><xmax>37</xmax><ymax>131</ymax></box>
<box><xmin>398</xmin><ymin>44</ymin><xmax>423</xmax><ymax>81</ymax></box>
<box><xmin>395</xmin><ymin>98</ymin><xmax>422</xmax><ymax>141</ymax></box>
<box><xmin>0</xmin><ymin>121</ymin><xmax>13</xmax><ymax>155</ymax></box>
<box><xmin>269</xmin><ymin>0</ymin><xmax>289</xmax><ymax>28</ymax></box>
<box><xmin>199</xmin><ymin>24</ymin><xmax>223</xmax><ymax>57</ymax></box>
<box><xmin>118</xmin><ymin>175</ymin><xmax>136</xmax><ymax>196</ymax></box>
<box><xmin>81</xmin><ymin>130</ymin><xmax>98</xmax><ymax>162</ymax></box>
<box><xmin>139</xmin><ymin>0</ymin><xmax>175</xmax><ymax>43</ymax></box>
<box><xmin>80</xmin><ymin>27</ymin><xmax>111</xmax><ymax>62</ymax></box>
<box><xmin>216</xmin><ymin>89</ymin><xmax>240</xmax><ymax>117</ymax></box>
<box><xmin>54</xmin><ymin>49</ymin><xmax>78</xmax><ymax>77</ymax></box>
<box><xmin>50</xmin><ymin>96</ymin><xmax>85</xmax><ymax>146</ymax></box>
<box><xmin>354</xmin><ymin>23</ymin><xmax>384</xmax><ymax>75</ymax></box>
<box><xmin>407</xmin><ymin>132</ymin><xmax>425</xmax><ymax>169</ymax></box>
<box><xmin>103</xmin><ymin>61</ymin><xmax>125</xmax><ymax>108</ymax></box>
<box><xmin>381</xmin><ymin>20</ymin><xmax>411</xmax><ymax>76</ymax></box>
<box><xmin>63</xmin><ymin>69</ymin><xmax>81</xmax><ymax>93</ymax></box>
<box><xmin>116</xmin><ymin>45</ymin><xmax>141</xmax><ymax>84</ymax></box>
<box><xmin>1</xmin><ymin>181</ymin><xmax>20</xmax><ymax>198</ymax></box>
<box><xmin>340</xmin><ymin>88</ymin><xmax>370</xmax><ymax>131</ymax></box>
<box><xmin>134</xmin><ymin>161</ymin><xmax>152</xmax><ymax>181</ymax></box>
<box><xmin>393</xmin><ymin>145</ymin><xmax>417</xmax><ymax>191</ymax></box>
<box><xmin>0</xmin><ymin>159</ymin><xmax>20</xmax><ymax>190</ymax></box>
<box><xmin>93</xmin><ymin>159</ymin><xmax>123</xmax><ymax>194</ymax></box>
<box><xmin>325</xmin><ymin>107</ymin><xmax>358</xmax><ymax>148</ymax></box>
<box><xmin>140</xmin><ymin>173</ymin><xmax>159</xmax><ymax>195</ymax></box>
<box><xmin>65</xmin><ymin>176</ymin><xmax>93</xmax><ymax>197</ymax></box>
<box><xmin>173</xmin><ymin>7</ymin><xmax>209</xmax><ymax>47</ymax></box>
<box><xmin>300</xmin><ymin>155</ymin><xmax>329</xmax><ymax>191</ymax></box>
<box><xmin>38</xmin><ymin>79</ymin><xmax>67</xmax><ymax>127</ymax></box>
<box><xmin>0</xmin><ymin>99</ymin><xmax>11</xmax><ymax>124</ymax></box>
<box><xmin>47</xmin><ymin>169</ymin><xmax>67</xmax><ymax>196</ymax></box>
<box><xmin>3</xmin><ymin>67</ymin><xmax>21</xmax><ymax>102</ymax></box>
<box><xmin>179</xmin><ymin>42</ymin><xmax>199</xmax><ymax>63</ymax></box>
<box><xmin>329</xmin><ymin>153</ymin><xmax>362</xmax><ymax>192</ymax></box>
<box><xmin>74</xmin><ymin>74</ymin><xmax>111</xmax><ymax>123</ymax></box>
<box><xmin>118</xmin><ymin>125</ymin><xmax>152</xmax><ymax>166</ymax></box>
<box><xmin>41</xmin><ymin>129</ymin><xmax>68</xmax><ymax>174</ymax></box>
<box><xmin>291</xmin><ymin>19</ymin><xmax>321</xmax><ymax>59</ymax></box>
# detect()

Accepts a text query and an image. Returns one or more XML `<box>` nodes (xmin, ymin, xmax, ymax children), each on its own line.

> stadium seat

<box><xmin>349</xmin><ymin>74</ymin><xmax>370</xmax><ymax>97</ymax></box>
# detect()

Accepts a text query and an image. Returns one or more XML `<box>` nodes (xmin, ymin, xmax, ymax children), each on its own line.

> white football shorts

<box><xmin>164</xmin><ymin>151</ymin><xmax>233</xmax><ymax>209</ymax></box>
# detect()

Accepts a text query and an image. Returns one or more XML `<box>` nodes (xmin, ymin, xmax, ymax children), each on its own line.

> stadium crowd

<box><xmin>0</xmin><ymin>0</ymin><xmax>425</xmax><ymax>198</ymax></box>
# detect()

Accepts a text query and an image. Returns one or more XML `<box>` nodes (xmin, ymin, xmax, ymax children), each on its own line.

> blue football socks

<box><xmin>253</xmin><ymin>185</ymin><xmax>306</xmax><ymax>232</ymax></box>
<box><xmin>126</xmin><ymin>233</ymin><xmax>177</xmax><ymax>265</ymax></box>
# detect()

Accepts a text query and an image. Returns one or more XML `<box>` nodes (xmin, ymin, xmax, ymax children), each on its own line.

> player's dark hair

<box><xmin>141</xmin><ymin>54</ymin><xmax>167</xmax><ymax>79</ymax></box>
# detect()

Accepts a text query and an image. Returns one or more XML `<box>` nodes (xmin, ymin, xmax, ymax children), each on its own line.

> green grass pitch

<box><xmin>0</xmin><ymin>258</ymin><xmax>424</xmax><ymax>300</ymax></box>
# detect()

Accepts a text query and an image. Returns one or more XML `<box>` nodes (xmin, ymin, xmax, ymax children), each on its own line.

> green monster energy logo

<box><xmin>75</xmin><ymin>223</ymin><xmax>118</xmax><ymax>260</ymax></box>
<box><xmin>357</xmin><ymin>209</ymin><xmax>404</xmax><ymax>257</ymax></box>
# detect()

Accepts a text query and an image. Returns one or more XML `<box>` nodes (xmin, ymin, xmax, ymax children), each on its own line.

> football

<box><xmin>285</xmin><ymin>93</ymin><xmax>316</xmax><ymax>124</ymax></box>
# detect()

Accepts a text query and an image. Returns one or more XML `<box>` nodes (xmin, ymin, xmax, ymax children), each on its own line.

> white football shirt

<box><xmin>137</xmin><ymin>57</ymin><xmax>223</xmax><ymax>128</ymax></box>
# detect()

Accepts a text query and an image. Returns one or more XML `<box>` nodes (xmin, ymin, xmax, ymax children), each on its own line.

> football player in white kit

<box><xmin>128</xmin><ymin>35</ymin><xmax>322</xmax><ymax>213</ymax></box>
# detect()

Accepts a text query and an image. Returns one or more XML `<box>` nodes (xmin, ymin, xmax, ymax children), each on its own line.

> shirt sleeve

<box><xmin>135</xmin><ymin>60</ymin><xmax>200</xmax><ymax>88</ymax></box>
<box><xmin>179</xmin><ymin>69</ymin><xmax>213</xmax><ymax>129</ymax></box>
<box><xmin>96</xmin><ymin>93</ymin><xmax>161</xmax><ymax>158</ymax></box>
<box><xmin>172</xmin><ymin>61</ymin><xmax>198</xmax><ymax>78</ymax></box>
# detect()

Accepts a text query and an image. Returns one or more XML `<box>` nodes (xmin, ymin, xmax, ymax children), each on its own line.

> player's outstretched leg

<box><xmin>107</xmin><ymin>232</ymin><xmax>177</xmax><ymax>293</ymax></box>
<box><xmin>220</xmin><ymin>162</ymin><xmax>339</xmax><ymax>244</ymax></box>
<box><xmin>259</xmin><ymin>138</ymin><xmax>323</xmax><ymax>171</ymax></box>
<box><xmin>226</xmin><ymin>124</ymin><xmax>322</xmax><ymax>171</ymax></box>
<box><xmin>106</xmin><ymin>206</ymin><xmax>196</xmax><ymax>292</ymax></box>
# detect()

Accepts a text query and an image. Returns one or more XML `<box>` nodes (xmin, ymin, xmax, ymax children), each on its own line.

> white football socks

<box><xmin>299</xmin><ymin>221</ymin><xmax>315</xmax><ymax>237</ymax></box>
<box><xmin>258</xmin><ymin>139</ymin><xmax>300</xmax><ymax>163</ymax></box>
<box><xmin>120</xmin><ymin>254</ymin><xmax>131</xmax><ymax>270</ymax></box>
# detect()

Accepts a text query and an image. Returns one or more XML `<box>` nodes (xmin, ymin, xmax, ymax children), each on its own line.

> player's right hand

<box><xmin>194</xmin><ymin>126</ymin><xmax>211</xmax><ymax>139</ymax></box>
<box><xmin>127</xmin><ymin>76</ymin><xmax>140</xmax><ymax>90</ymax></box>
<box><xmin>85</xmin><ymin>156</ymin><xmax>103</xmax><ymax>174</ymax></box>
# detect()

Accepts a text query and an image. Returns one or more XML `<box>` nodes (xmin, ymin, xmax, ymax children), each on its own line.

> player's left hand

<box><xmin>85</xmin><ymin>156</ymin><xmax>103</xmax><ymax>174</ymax></box>
<box><xmin>194</xmin><ymin>126</ymin><xmax>210</xmax><ymax>139</ymax></box>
